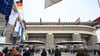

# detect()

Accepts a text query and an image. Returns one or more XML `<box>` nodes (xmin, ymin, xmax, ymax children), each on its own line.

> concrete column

<box><xmin>72</xmin><ymin>33</ymin><xmax>81</xmax><ymax>41</ymax></box>
<box><xmin>88</xmin><ymin>35</ymin><xmax>97</xmax><ymax>46</ymax></box>
<box><xmin>72</xmin><ymin>33</ymin><xmax>82</xmax><ymax>48</ymax></box>
<box><xmin>46</xmin><ymin>33</ymin><xmax>55</xmax><ymax>49</ymax></box>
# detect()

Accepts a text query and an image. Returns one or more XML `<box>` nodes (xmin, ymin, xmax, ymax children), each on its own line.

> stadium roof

<box><xmin>26</xmin><ymin>22</ymin><xmax>99</xmax><ymax>26</ymax></box>
<box><xmin>0</xmin><ymin>13</ymin><xmax>99</xmax><ymax>27</ymax></box>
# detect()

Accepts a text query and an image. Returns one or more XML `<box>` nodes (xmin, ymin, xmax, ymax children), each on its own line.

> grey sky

<box><xmin>23</xmin><ymin>0</ymin><xmax>100</xmax><ymax>22</ymax></box>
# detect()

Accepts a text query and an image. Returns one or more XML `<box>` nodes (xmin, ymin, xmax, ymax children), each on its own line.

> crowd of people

<box><xmin>0</xmin><ymin>46</ymin><xmax>34</xmax><ymax>56</ymax></box>
<box><xmin>0</xmin><ymin>46</ymin><xmax>100</xmax><ymax>56</ymax></box>
<box><xmin>41</xmin><ymin>46</ymin><xmax>61</xmax><ymax>56</ymax></box>
<box><xmin>0</xmin><ymin>46</ymin><xmax>61</xmax><ymax>56</ymax></box>
<box><xmin>0</xmin><ymin>47</ymin><xmax>21</xmax><ymax>56</ymax></box>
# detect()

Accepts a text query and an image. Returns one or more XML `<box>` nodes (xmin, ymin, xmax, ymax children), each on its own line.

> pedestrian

<box><xmin>3</xmin><ymin>47</ymin><xmax>9</xmax><ymax>56</ymax></box>
<box><xmin>11</xmin><ymin>47</ymin><xmax>21</xmax><ymax>56</ymax></box>
<box><xmin>11</xmin><ymin>47</ymin><xmax>18</xmax><ymax>56</ymax></box>
<box><xmin>48</xmin><ymin>49</ymin><xmax>50</xmax><ymax>54</ymax></box>
<box><xmin>55</xmin><ymin>46</ymin><xmax>61</xmax><ymax>56</ymax></box>
<box><xmin>76</xmin><ymin>49</ymin><xmax>84</xmax><ymax>56</ymax></box>
<box><xmin>29</xmin><ymin>47</ymin><xmax>34</xmax><ymax>56</ymax></box>
<box><xmin>7</xmin><ymin>49</ymin><xmax>12</xmax><ymax>56</ymax></box>
<box><xmin>0</xmin><ymin>52</ymin><xmax>3</xmax><ymax>56</ymax></box>
<box><xmin>23</xmin><ymin>47</ymin><xmax>30</xmax><ymax>56</ymax></box>
<box><xmin>41</xmin><ymin>48</ymin><xmax>47</xmax><ymax>56</ymax></box>
<box><xmin>50</xmin><ymin>48</ymin><xmax>54</xmax><ymax>56</ymax></box>
<box><xmin>76</xmin><ymin>49</ymin><xmax>89</xmax><ymax>56</ymax></box>
<box><xmin>97</xmin><ymin>50</ymin><xmax>100</xmax><ymax>56</ymax></box>
<box><xmin>16</xmin><ymin>47</ymin><xmax>21</xmax><ymax>56</ymax></box>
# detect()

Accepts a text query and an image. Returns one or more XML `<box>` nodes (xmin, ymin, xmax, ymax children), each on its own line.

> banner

<box><xmin>45</xmin><ymin>0</ymin><xmax>62</xmax><ymax>8</ymax></box>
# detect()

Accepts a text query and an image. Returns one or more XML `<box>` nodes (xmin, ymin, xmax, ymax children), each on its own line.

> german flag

<box><xmin>17</xmin><ymin>0</ymin><xmax>23</xmax><ymax>10</ymax></box>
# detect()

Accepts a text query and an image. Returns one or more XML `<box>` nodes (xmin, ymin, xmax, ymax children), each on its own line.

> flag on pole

<box><xmin>76</xmin><ymin>17</ymin><xmax>80</xmax><ymax>23</ymax></box>
<box><xmin>0</xmin><ymin>0</ymin><xmax>13</xmax><ymax>15</ymax></box>
<box><xmin>16</xmin><ymin>0</ymin><xmax>24</xmax><ymax>19</ymax></box>
<box><xmin>17</xmin><ymin>1</ymin><xmax>23</xmax><ymax>10</ymax></box>
<box><xmin>14</xmin><ymin>21</ymin><xmax>20</xmax><ymax>32</ymax></box>
<box><xmin>59</xmin><ymin>17</ymin><xmax>60</xmax><ymax>23</ymax></box>
<box><xmin>17</xmin><ymin>27</ymin><xmax>24</xmax><ymax>37</ymax></box>
<box><xmin>23</xmin><ymin>31</ymin><xmax>27</xmax><ymax>40</ymax></box>
<box><xmin>1</xmin><ymin>9</ymin><xmax>18</xmax><ymax>36</ymax></box>
<box><xmin>18</xmin><ymin>26</ymin><xmax>20</xmax><ymax>36</ymax></box>
<box><xmin>21</xmin><ymin>27</ymin><xmax>24</xmax><ymax>38</ymax></box>
<box><xmin>45</xmin><ymin>0</ymin><xmax>62</xmax><ymax>8</ymax></box>
<box><xmin>40</xmin><ymin>18</ymin><xmax>42</xmax><ymax>23</ymax></box>
<box><xmin>19</xmin><ymin>27</ymin><xmax>24</xmax><ymax>44</ymax></box>
<box><xmin>8</xmin><ymin>9</ymin><xmax>18</xmax><ymax>25</ymax></box>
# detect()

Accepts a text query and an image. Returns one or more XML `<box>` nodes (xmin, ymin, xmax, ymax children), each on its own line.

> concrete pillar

<box><xmin>72</xmin><ymin>33</ymin><xmax>82</xmax><ymax>49</ymax></box>
<box><xmin>46</xmin><ymin>33</ymin><xmax>55</xmax><ymax>49</ymax></box>
<box><xmin>88</xmin><ymin>35</ymin><xmax>97</xmax><ymax>46</ymax></box>
<box><xmin>72</xmin><ymin>33</ymin><xmax>81</xmax><ymax>41</ymax></box>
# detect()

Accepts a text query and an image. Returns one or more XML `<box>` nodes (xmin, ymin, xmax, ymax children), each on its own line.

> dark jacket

<box><xmin>55</xmin><ymin>49</ymin><xmax>61</xmax><ymax>56</ymax></box>
<box><xmin>76</xmin><ymin>50</ymin><xmax>89</xmax><ymax>56</ymax></box>
<box><xmin>41</xmin><ymin>49</ymin><xmax>47</xmax><ymax>56</ymax></box>
<box><xmin>3</xmin><ymin>47</ymin><xmax>9</xmax><ymax>56</ymax></box>
<box><xmin>23</xmin><ymin>50</ymin><xmax>30</xmax><ymax>56</ymax></box>
<box><xmin>76</xmin><ymin>52</ymin><xmax>84</xmax><ymax>56</ymax></box>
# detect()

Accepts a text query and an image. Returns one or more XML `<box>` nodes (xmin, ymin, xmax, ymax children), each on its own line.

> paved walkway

<box><xmin>34</xmin><ymin>52</ymin><xmax>76</xmax><ymax>56</ymax></box>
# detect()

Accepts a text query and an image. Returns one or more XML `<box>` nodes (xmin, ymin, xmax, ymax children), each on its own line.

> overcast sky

<box><xmin>23</xmin><ymin>0</ymin><xmax>100</xmax><ymax>22</ymax></box>
<box><xmin>22</xmin><ymin>0</ymin><xmax>100</xmax><ymax>42</ymax></box>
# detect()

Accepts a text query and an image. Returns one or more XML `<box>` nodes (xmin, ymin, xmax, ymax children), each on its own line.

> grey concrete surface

<box><xmin>34</xmin><ymin>52</ymin><xmax>76</xmax><ymax>56</ymax></box>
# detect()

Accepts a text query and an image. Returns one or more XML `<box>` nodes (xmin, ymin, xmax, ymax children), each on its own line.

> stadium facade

<box><xmin>25</xmin><ymin>22</ymin><xmax>98</xmax><ymax>48</ymax></box>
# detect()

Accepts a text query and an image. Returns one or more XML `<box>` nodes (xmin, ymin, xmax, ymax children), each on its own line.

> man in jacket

<box><xmin>55</xmin><ymin>46</ymin><xmax>61</xmax><ymax>56</ymax></box>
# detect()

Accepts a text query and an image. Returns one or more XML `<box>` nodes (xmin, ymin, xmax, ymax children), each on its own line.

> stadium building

<box><xmin>25</xmin><ymin>22</ymin><xmax>98</xmax><ymax>48</ymax></box>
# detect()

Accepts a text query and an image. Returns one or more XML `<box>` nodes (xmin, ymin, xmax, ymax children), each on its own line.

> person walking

<box><xmin>11</xmin><ymin>47</ymin><xmax>21</xmax><ymax>56</ymax></box>
<box><xmin>76</xmin><ymin>49</ymin><xmax>89</xmax><ymax>56</ymax></box>
<box><xmin>50</xmin><ymin>48</ymin><xmax>54</xmax><ymax>56</ymax></box>
<box><xmin>30</xmin><ymin>47</ymin><xmax>35</xmax><ymax>56</ymax></box>
<box><xmin>76</xmin><ymin>49</ymin><xmax>84</xmax><ymax>56</ymax></box>
<box><xmin>41</xmin><ymin>48</ymin><xmax>47</xmax><ymax>56</ymax></box>
<box><xmin>55</xmin><ymin>46</ymin><xmax>61</xmax><ymax>56</ymax></box>
<box><xmin>3</xmin><ymin>47</ymin><xmax>9</xmax><ymax>56</ymax></box>
<box><xmin>23</xmin><ymin>47</ymin><xmax>30</xmax><ymax>56</ymax></box>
